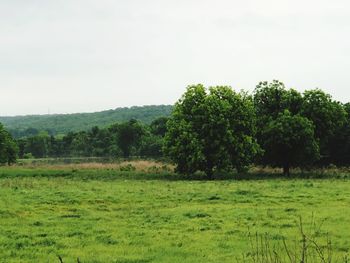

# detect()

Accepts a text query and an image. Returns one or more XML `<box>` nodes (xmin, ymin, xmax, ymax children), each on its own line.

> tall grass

<box><xmin>241</xmin><ymin>217</ymin><xmax>349</xmax><ymax>263</ymax></box>
<box><xmin>14</xmin><ymin>159</ymin><xmax>175</xmax><ymax>172</ymax></box>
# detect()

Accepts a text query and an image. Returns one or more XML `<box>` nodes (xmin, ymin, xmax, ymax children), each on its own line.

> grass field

<box><xmin>0</xmin><ymin>164</ymin><xmax>350</xmax><ymax>262</ymax></box>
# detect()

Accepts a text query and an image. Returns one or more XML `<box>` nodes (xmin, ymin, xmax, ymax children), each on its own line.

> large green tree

<box><xmin>24</xmin><ymin>132</ymin><xmax>50</xmax><ymax>158</ymax></box>
<box><xmin>301</xmin><ymin>89</ymin><xmax>347</xmax><ymax>162</ymax></box>
<box><xmin>70</xmin><ymin>131</ymin><xmax>90</xmax><ymax>157</ymax></box>
<box><xmin>0</xmin><ymin>123</ymin><xmax>18</xmax><ymax>165</ymax></box>
<box><xmin>254</xmin><ymin>80</ymin><xmax>322</xmax><ymax>174</ymax></box>
<box><xmin>261</xmin><ymin>110</ymin><xmax>320</xmax><ymax>175</ymax></box>
<box><xmin>164</xmin><ymin>84</ymin><xmax>260</xmax><ymax>179</ymax></box>
<box><xmin>115</xmin><ymin>119</ymin><xmax>145</xmax><ymax>158</ymax></box>
<box><xmin>326</xmin><ymin>103</ymin><xmax>350</xmax><ymax>165</ymax></box>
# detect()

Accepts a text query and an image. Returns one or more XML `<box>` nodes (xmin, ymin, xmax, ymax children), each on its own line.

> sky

<box><xmin>1</xmin><ymin>0</ymin><xmax>350</xmax><ymax>116</ymax></box>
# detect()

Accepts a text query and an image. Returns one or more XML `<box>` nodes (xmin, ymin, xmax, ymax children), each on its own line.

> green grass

<box><xmin>0</xmin><ymin>168</ymin><xmax>350</xmax><ymax>262</ymax></box>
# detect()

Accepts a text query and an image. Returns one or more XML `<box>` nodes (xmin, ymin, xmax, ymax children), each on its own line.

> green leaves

<box><xmin>116</xmin><ymin>119</ymin><xmax>145</xmax><ymax>158</ymax></box>
<box><xmin>164</xmin><ymin>85</ymin><xmax>259</xmax><ymax>178</ymax></box>
<box><xmin>301</xmin><ymin>89</ymin><xmax>347</xmax><ymax>149</ymax></box>
<box><xmin>253</xmin><ymin>81</ymin><xmax>347</xmax><ymax>174</ymax></box>
<box><xmin>261</xmin><ymin>110</ymin><xmax>320</xmax><ymax>173</ymax></box>
<box><xmin>0</xmin><ymin>123</ymin><xmax>18</xmax><ymax>165</ymax></box>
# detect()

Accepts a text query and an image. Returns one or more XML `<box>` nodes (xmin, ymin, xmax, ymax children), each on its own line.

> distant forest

<box><xmin>0</xmin><ymin>105</ymin><xmax>173</xmax><ymax>138</ymax></box>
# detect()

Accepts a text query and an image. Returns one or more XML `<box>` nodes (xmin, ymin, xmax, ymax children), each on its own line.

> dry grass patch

<box><xmin>13</xmin><ymin>160</ymin><xmax>175</xmax><ymax>172</ymax></box>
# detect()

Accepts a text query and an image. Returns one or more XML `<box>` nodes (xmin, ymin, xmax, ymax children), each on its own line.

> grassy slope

<box><xmin>0</xmin><ymin>168</ymin><xmax>349</xmax><ymax>262</ymax></box>
<box><xmin>0</xmin><ymin>105</ymin><xmax>173</xmax><ymax>135</ymax></box>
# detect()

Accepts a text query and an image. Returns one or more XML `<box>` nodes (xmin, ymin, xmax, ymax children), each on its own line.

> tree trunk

<box><xmin>206</xmin><ymin>167</ymin><xmax>213</xmax><ymax>180</ymax></box>
<box><xmin>283</xmin><ymin>164</ymin><xmax>290</xmax><ymax>176</ymax></box>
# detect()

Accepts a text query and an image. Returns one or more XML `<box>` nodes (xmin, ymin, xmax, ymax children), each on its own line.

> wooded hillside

<box><xmin>0</xmin><ymin>105</ymin><xmax>173</xmax><ymax>137</ymax></box>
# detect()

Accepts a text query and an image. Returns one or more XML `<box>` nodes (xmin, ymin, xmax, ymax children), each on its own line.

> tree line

<box><xmin>165</xmin><ymin>81</ymin><xmax>350</xmax><ymax>178</ymax></box>
<box><xmin>1</xmin><ymin>105</ymin><xmax>173</xmax><ymax>137</ymax></box>
<box><xmin>1</xmin><ymin>80</ymin><xmax>350</xmax><ymax>178</ymax></box>
<box><xmin>14</xmin><ymin>118</ymin><xmax>168</xmax><ymax>160</ymax></box>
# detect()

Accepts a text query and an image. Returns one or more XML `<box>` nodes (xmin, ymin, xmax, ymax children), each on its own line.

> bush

<box><xmin>23</xmin><ymin>153</ymin><xmax>34</xmax><ymax>159</ymax></box>
<box><xmin>118</xmin><ymin>164</ymin><xmax>136</xmax><ymax>172</ymax></box>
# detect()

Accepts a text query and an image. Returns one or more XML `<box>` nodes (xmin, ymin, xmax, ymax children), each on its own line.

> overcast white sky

<box><xmin>1</xmin><ymin>0</ymin><xmax>350</xmax><ymax>116</ymax></box>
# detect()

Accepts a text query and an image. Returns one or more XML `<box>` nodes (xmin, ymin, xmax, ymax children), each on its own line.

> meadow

<box><xmin>0</xmin><ymin>162</ymin><xmax>350</xmax><ymax>262</ymax></box>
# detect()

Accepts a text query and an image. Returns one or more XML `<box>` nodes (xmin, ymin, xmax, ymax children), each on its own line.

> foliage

<box><xmin>165</xmin><ymin>84</ymin><xmax>260</xmax><ymax>178</ymax></box>
<box><xmin>253</xmin><ymin>80</ymin><xmax>350</xmax><ymax>173</ymax></box>
<box><xmin>0</xmin><ymin>123</ymin><xmax>18</xmax><ymax>165</ymax></box>
<box><xmin>254</xmin><ymin>80</ymin><xmax>303</xmax><ymax>123</ymax></box>
<box><xmin>115</xmin><ymin>119</ymin><xmax>145</xmax><ymax>158</ymax></box>
<box><xmin>23</xmin><ymin>152</ymin><xmax>34</xmax><ymax>159</ymax></box>
<box><xmin>16</xmin><ymin>119</ymin><xmax>168</xmax><ymax>160</ymax></box>
<box><xmin>327</xmin><ymin>103</ymin><xmax>350</xmax><ymax>165</ymax></box>
<box><xmin>301</xmin><ymin>89</ymin><xmax>347</xmax><ymax>162</ymax></box>
<box><xmin>150</xmin><ymin>117</ymin><xmax>169</xmax><ymax>137</ymax></box>
<box><xmin>139</xmin><ymin>134</ymin><xmax>163</xmax><ymax>158</ymax></box>
<box><xmin>261</xmin><ymin>110</ymin><xmax>320</xmax><ymax>175</ymax></box>
<box><xmin>1</xmin><ymin>105</ymin><xmax>173</xmax><ymax>137</ymax></box>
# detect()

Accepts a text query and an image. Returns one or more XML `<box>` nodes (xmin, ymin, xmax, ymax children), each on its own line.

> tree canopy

<box><xmin>1</xmin><ymin>105</ymin><xmax>173</xmax><ymax>138</ymax></box>
<box><xmin>301</xmin><ymin>89</ymin><xmax>347</xmax><ymax>160</ymax></box>
<box><xmin>0</xmin><ymin>123</ymin><xmax>18</xmax><ymax>165</ymax></box>
<box><xmin>164</xmin><ymin>85</ymin><xmax>260</xmax><ymax>179</ymax></box>
<box><xmin>260</xmin><ymin>110</ymin><xmax>320</xmax><ymax>175</ymax></box>
<box><xmin>253</xmin><ymin>80</ymin><xmax>347</xmax><ymax>171</ymax></box>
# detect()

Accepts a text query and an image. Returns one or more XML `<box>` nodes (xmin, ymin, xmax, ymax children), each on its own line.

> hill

<box><xmin>0</xmin><ymin>105</ymin><xmax>173</xmax><ymax>137</ymax></box>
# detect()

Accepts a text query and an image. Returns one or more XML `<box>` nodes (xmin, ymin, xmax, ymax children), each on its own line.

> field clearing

<box><xmin>0</xmin><ymin>167</ymin><xmax>350</xmax><ymax>262</ymax></box>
